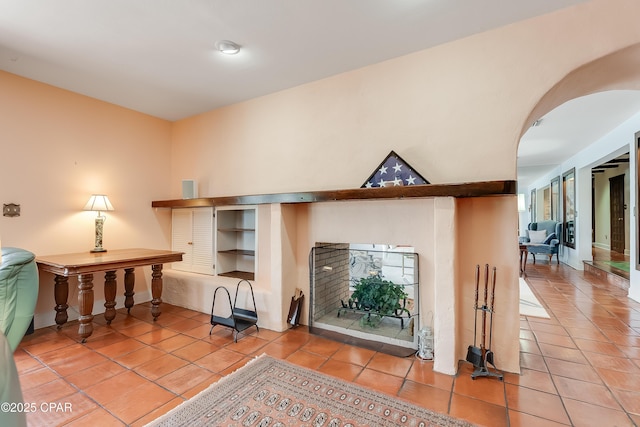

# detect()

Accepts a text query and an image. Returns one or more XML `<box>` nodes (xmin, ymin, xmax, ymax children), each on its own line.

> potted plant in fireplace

<box><xmin>349</xmin><ymin>274</ymin><xmax>409</xmax><ymax>327</ymax></box>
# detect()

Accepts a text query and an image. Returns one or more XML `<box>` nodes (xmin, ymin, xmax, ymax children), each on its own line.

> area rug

<box><xmin>519</xmin><ymin>278</ymin><xmax>550</xmax><ymax>319</ymax></box>
<box><xmin>146</xmin><ymin>354</ymin><xmax>474</xmax><ymax>427</ymax></box>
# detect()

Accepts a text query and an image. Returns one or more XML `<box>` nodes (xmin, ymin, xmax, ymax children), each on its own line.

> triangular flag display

<box><xmin>362</xmin><ymin>151</ymin><xmax>429</xmax><ymax>188</ymax></box>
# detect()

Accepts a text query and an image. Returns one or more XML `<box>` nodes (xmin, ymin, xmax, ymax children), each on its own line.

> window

<box><xmin>563</xmin><ymin>169</ymin><xmax>576</xmax><ymax>248</ymax></box>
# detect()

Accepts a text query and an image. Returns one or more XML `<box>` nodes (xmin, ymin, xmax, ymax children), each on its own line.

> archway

<box><xmin>518</xmin><ymin>42</ymin><xmax>640</xmax><ymax>302</ymax></box>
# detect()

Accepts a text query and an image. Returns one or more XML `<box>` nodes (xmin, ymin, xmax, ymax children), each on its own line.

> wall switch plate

<box><xmin>3</xmin><ymin>203</ymin><xmax>20</xmax><ymax>217</ymax></box>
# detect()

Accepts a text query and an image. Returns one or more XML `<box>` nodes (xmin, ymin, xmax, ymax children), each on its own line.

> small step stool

<box><xmin>210</xmin><ymin>279</ymin><xmax>259</xmax><ymax>342</ymax></box>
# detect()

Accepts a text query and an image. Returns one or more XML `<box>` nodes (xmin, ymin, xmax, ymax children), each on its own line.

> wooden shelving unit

<box><xmin>216</xmin><ymin>207</ymin><xmax>256</xmax><ymax>281</ymax></box>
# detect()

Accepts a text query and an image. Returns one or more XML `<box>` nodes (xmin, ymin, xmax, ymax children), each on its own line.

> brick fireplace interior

<box><xmin>309</xmin><ymin>242</ymin><xmax>419</xmax><ymax>356</ymax></box>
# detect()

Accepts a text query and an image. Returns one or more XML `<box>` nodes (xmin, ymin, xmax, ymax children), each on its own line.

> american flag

<box><xmin>362</xmin><ymin>151</ymin><xmax>429</xmax><ymax>188</ymax></box>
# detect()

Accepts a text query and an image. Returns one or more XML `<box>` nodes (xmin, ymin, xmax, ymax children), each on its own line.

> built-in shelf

<box><xmin>218</xmin><ymin>271</ymin><xmax>255</xmax><ymax>281</ymax></box>
<box><xmin>151</xmin><ymin>180</ymin><xmax>516</xmax><ymax>208</ymax></box>
<box><xmin>218</xmin><ymin>249</ymin><xmax>255</xmax><ymax>256</ymax></box>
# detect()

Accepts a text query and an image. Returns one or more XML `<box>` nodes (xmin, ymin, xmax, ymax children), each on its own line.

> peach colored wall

<box><xmin>170</xmin><ymin>0</ymin><xmax>640</xmax><ymax>198</ymax></box>
<box><xmin>0</xmin><ymin>71</ymin><xmax>173</xmax><ymax>329</ymax></box>
<box><xmin>456</xmin><ymin>197</ymin><xmax>521</xmax><ymax>374</ymax></box>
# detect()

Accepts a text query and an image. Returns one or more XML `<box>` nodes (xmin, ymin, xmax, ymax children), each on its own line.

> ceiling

<box><xmin>0</xmin><ymin>0</ymin><xmax>586</xmax><ymax>121</ymax></box>
<box><xmin>3</xmin><ymin>0</ymin><xmax>638</xmax><ymax>189</ymax></box>
<box><xmin>518</xmin><ymin>90</ymin><xmax>640</xmax><ymax>189</ymax></box>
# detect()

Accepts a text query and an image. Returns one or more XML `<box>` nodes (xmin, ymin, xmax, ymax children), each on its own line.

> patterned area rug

<box><xmin>146</xmin><ymin>354</ymin><xmax>474</xmax><ymax>427</ymax></box>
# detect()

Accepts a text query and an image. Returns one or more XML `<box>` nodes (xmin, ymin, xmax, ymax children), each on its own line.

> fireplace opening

<box><xmin>309</xmin><ymin>243</ymin><xmax>419</xmax><ymax>356</ymax></box>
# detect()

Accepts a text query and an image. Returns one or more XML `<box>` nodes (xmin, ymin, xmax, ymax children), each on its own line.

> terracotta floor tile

<box><xmin>397</xmin><ymin>380</ymin><xmax>451</xmax><ymax>414</ymax></box>
<box><xmin>136</xmin><ymin>353</ymin><xmax>190</xmax><ymax>381</ymax></box>
<box><xmin>83</xmin><ymin>370</ymin><xmax>149</xmax><ymax>405</ymax></box>
<box><xmin>562</xmin><ymin>397</ymin><xmax>635</xmax><ymax>427</ymax></box>
<box><xmin>253</xmin><ymin>341</ymin><xmax>299</xmax><ymax>359</ymax></box>
<box><xmin>331</xmin><ymin>343</ymin><xmax>376</xmax><ymax>366</ymax></box>
<box><xmin>405</xmin><ymin>359</ymin><xmax>454</xmax><ymax>391</ymax></box>
<box><xmin>300</xmin><ymin>335</ymin><xmax>343</xmax><ymax>357</ymax></box>
<box><xmin>135</xmin><ymin>327</ymin><xmax>179</xmax><ymax>345</ymax></box>
<box><xmin>93</xmin><ymin>337</ymin><xmax>147</xmax><ymax>359</ymax></box>
<box><xmin>274</xmin><ymin>329</ymin><xmax>311</xmax><ymax>346</ymax></box>
<box><xmin>12</xmin><ymin>348</ymin><xmax>44</xmax><ymax>373</ymax></box>
<box><xmin>519</xmin><ymin>338</ymin><xmax>541</xmax><ymax>355</ymax></box>
<box><xmin>453</xmin><ymin>363</ymin><xmax>506</xmax><ymax>406</ymax></box>
<box><xmin>573</xmin><ymin>338</ymin><xmax>625</xmax><ymax>356</ymax></box>
<box><xmin>503</xmin><ymin>367</ymin><xmax>556</xmax><ymax>394</ymax></box>
<box><xmin>317</xmin><ymin>359</ymin><xmax>363</xmax><ymax>382</ymax></box>
<box><xmin>355</xmin><ymin>368</ymin><xmax>403</xmax><ymax>396</ymax></box>
<box><xmin>194</xmin><ymin>347</ymin><xmax>245</xmax><ymax>373</ymax></box>
<box><xmin>564</xmin><ymin>326</ymin><xmax>608</xmax><ymax>342</ymax></box>
<box><xmin>118</xmin><ymin>321</ymin><xmax>161</xmax><ymax>338</ymax></box>
<box><xmin>226</xmin><ymin>335</ymin><xmax>269</xmax><ymax>354</ymax></box>
<box><xmin>449</xmin><ymin>393</ymin><xmax>508</xmax><ymax>427</ymax></box>
<box><xmin>545</xmin><ymin>358</ymin><xmax>602</xmax><ymax>383</ymax></box>
<box><xmin>538</xmin><ymin>342</ymin><xmax>586</xmax><ymax>364</ymax></box>
<box><xmin>114</xmin><ymin>346</ymin><xmax>167</xmax><ymax>369</ymax></box>
<box><xmin>130</xmin><ymin>397</ymin><xmax>185</xmax><ymax>427</ymax></box>
<box><xmin>553</xmin><ymin>376</ymin><xmax>621</xmax><ymax>410</ymax></box>
<box><xmin>182</xmin><ymin>374</ymin><xmax>222</xmax><ymax>399</ymax></box>
<box><xmin>64</xmin><ymin>360</ymin><xmax>128</xmax><ymax>390</ymax></box>
<box><xmin>507</xmin><ymin>410</ymin><xmax>569</xmax><ymax>427</ymax></box>
<box><xmin>152</xmin><ymin>333</ymin><xmax>198</xmax><ymax>352</ymax></box>
<box><xmin>21</xmin><ymin>377</ymin><xmax>77</xmax><ymax>404</ymax></box>
<box><xmin>62</xmin><ymin>407</ymin><xmax>126</xmax><ymax>427</ymax></box>
<box><xmin>25</xmin><ymin>391</ymin><xmax>100</xmax><ymax>427</ymax></box>
<box><xmin>286</xmin><ymin>349</ymin><xmax>329</xmax><ymax>370</ymax></box>
<box><xmin>610</xmin><ymin>388</ymin><xmax>640</xmax><ymax>415</ymax></box>
<box><xmin>520</xmin><ymin>352</ymin><xmax>548</xmax><ymax>372</ymax></box>
<box><xmin>103</xmin><ymin>382</ymin><xmax>176</xmax><ymax>425</ymax></box>
<box><xmin>533</xmin><ymin>331</ymin><xmax>576</xmax><ymax>348</ymax></box>
<box><xmin>505</xmin><ymin>383</ymin><xmax>570</xmax><ymax>424</ymax></box>
<box><xmin>595</xmin><ymin>366</ymin><xmax>640</xmax><ymax>392</ymax></box>
<box><xmin>182</xmin><ymin>323</ymin><xmax>216</xmax><ymax>339</ymax></box>
<box><xmin>528</xmin><ymin>322</ymin><xmax>568</xmax><ymax>336</ymax></box>
<box><xmin>171</xmin><ymin>340</ymin><xmax>220</xmax><ymax>361</ymax></box>
<box><xmin>365</xmin><ymin>352</ymin><xmax>413</xmax><ymax>378</ymax></box>
<box><xmin>219</xmin><ymin>357</ymin><xmax>254</xmax><ymax>376</ymax></box>
<box><xmin>18</xmin><ymin>366</ymin><xmax>59</xmax><ymax>391</ymax></box>
<box><xmin>585</xmin><ymin>351</ymin><xmax>640</xmax><ymax>373</ymax></box>
<box><xmin>156</xmin><ymin>363</ymin><xmax>218</xmax><ymax>395</ymax></box>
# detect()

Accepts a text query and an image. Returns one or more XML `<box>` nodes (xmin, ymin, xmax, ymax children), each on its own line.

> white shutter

<box><xmin>171</xmin><ymin>209</ymin><xmax>193</xmax><ymax>272</ymax></box>
<box><xmin>191</xmin><ymin>207</ymin><xmax>215</xmax><ymax>274</ymax></box>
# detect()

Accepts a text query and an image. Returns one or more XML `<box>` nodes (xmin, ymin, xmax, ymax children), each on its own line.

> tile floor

<box><xmin>13</xmin><ymin>260</ymin><xmax>640</xmax><ymax>426</ymax></box>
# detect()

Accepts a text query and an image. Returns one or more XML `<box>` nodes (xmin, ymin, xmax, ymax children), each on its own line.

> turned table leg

<box><xmin>54</xmin><ymin>275</ymin><xmax>69</xmax><ymax>329</ymax></box>
<box><xmin>104</xmin><ymin>270</ymin><xmax>117</xmax><ymax>325</ymax></box>
<box><xmin>151</xmin><ymin>264</ymin><xmax>163</xmax><ymax>321</ymax></box>
<box><xmin>78</xmin><ymin>273</ymin><xmax>95</xmax><ymax>343</ymax></box>
<box><xmin>124</xmin><ymin>268</ymin><xmax>135</xmax><ymax>314</ymax></box>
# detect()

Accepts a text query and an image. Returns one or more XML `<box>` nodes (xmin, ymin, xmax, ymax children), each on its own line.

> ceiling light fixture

<box><xmin>215</xmin><ymin>40</ymin><xmax>241</xmax><ymax>55</ymax></box>
<box><xmin>531</xmin><ymin>119</ymin><xmax>542</xmax><ymax>127</ymax></box>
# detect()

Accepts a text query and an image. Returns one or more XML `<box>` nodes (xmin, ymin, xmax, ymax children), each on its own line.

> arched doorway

<box><xmin>517</xmin><ymin>43</ymin><xmax>640</xmax><ymax>302</ymax></box>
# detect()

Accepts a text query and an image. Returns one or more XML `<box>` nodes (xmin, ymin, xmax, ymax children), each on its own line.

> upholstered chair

<box><xmin>524</xmin><ymin>221</ymin><xmax>562</xmax><ymax>264</ymax></box>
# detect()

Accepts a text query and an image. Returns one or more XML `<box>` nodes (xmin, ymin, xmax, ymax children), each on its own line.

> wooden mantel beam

<box><xmin>151</xmin><ymin>180</ymin><xmax>517</xmax><ymax>208</ymax></box>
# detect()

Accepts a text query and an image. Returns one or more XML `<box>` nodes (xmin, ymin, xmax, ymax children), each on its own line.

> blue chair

<box><xmin>524</xmin><ymin>221</ymin><xmax>562</xmax><ymax>264</ymax></box>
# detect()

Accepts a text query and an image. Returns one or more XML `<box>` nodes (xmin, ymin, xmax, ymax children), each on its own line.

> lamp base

<box><xmin>90</xmin><ymin>248</ymin><xmax>107</xmax><ymax>253</ymax></box>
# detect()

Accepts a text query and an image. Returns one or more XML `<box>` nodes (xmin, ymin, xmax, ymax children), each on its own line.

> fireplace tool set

<box><xmin>466</xmin><ymin>264</ymin><xmax>503</xmax><ymax>381</ymax></box>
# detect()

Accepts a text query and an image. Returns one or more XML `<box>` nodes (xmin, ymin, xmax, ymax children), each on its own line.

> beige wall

<box><xmin>4</xmin><ymin>0</ymin><xmax>640</xmax><ymax>373</ymax></box>
<box><xmin>0</xmin><ymin>71</ymin><xmax>173</xmax><ymax>328</ymax></box>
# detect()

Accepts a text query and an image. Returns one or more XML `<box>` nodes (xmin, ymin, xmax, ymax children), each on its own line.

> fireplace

<box><xmin>309</xmin><ymin>243</ymin><xmax>419</xmax><ymax>355</ymax></box>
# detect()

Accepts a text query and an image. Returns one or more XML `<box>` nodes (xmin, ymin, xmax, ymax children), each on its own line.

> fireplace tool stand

<box><xmin>467</xmin><ymin>264</ymin><xmax>503</xmax><ymax>381</ymax></box>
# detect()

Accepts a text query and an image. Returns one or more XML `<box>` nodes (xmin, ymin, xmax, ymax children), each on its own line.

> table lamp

<box><xmin>84</xmin><ymin>194</ymin><xmax>114</xmax><ymax>253</ymax></box>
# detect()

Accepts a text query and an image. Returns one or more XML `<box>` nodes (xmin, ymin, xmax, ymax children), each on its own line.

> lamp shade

<box><xmin>84</xmin><ymin>195</ymin><xmax>114</xmax><ymax>212</ymax></box>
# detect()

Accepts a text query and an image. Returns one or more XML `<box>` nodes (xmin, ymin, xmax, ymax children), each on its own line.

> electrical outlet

<box><xmin>3</xmin><ymin>203</ymin><xmax>20</xmax><ymax>217</ymax></box>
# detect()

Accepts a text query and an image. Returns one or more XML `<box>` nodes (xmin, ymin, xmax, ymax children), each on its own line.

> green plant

<box><xmin>350</xmin><ymin>275</ymin><xmax>409</xmax><ymax>327</ymax></box>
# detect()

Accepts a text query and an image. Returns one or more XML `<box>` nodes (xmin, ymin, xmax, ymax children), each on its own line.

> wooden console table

<box><xmin>36</xmin><ymin>248</ymin><xmax>183</xmax><ymax>342</ymax></box>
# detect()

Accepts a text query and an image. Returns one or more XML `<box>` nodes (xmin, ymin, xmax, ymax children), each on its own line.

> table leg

<box><xmin>78</xmin><ymin>273</ymin><xmax>94</xmax><ymax>343</ymax></box>
<box><xmin>104</xmin><ymin>270</ymin><xmax>117</xmax><ymax>325</ymax></box>
<box><xmin>151</xmin><ymin>264</ymin><xmax>163</xmax><ymax>321</ymax></box>
<box><xmin>54</xmin><ymin>275</ymin><xmax>69</xmax><ymax>329</ymax></box>
<box><xmin>124</xmin><ymin>268</ymin><xmax>135</xmax><ymax>314</ymax></box>
<box><xmin>523</xmin><ymin>250</ymin><xmax>528</xmax><ymax>274</ymax></box>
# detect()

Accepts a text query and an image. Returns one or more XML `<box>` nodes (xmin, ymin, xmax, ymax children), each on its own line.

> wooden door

<box><xmin>609</xmin><ymin>174</ymin><xmax>625</xmax><ymax>253</ymax></box>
